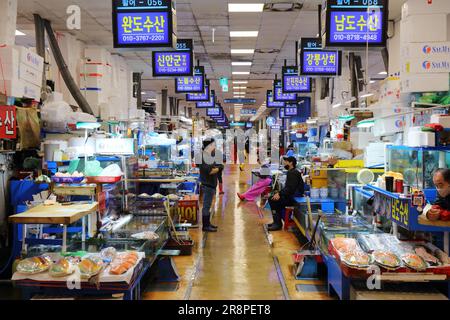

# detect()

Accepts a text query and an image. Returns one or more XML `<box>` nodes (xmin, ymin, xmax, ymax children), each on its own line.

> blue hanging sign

<box><xmin>266</xmin><ymin>90</ymin><xmax>285</xmax><ymax>108</ymax></box>
<box><xmin>282</xmin><ymin>66</ymin><xmax>311</xmax><ymax>93</ymax></box>
<box><xmin>322</xmin><ymin>0</ymin><xmax>388</xmax><ymax>49</ymax></box>
<box><xmin>112</xmin><ymin>0</ymin><xmax>177</xmax><ymax>49</ymax></box>
<box><xmin>273</xmin><ymin>80</ymin><xmax>297</xmax><ymax>102</ymax></box>
<box><xmin>175</xmin><ymin>66</ymin><xmax>205</xmax><ymax>93</ymax></box>
<box><xmin>207</xmin><ymin>107</ymin><xmax>222</xmax><ymax>117</ymax></box>
<box><xmin>152</xmin><ymin>39</ymin><xmax>194</xmax><ymax>77</ymax></box>
<box><xmin>223</xmin><ymin>98</ymin><xmax>256</xmax><ymax>105</ymax></box>
<box><xmin>196</xmin><ymin>90</ymin><xmax>216</xmax><ymax>108</ymax></box>
<box><xmin>299</xmin><ymin>38</ymin><xmax>342</xmax><ymax>77</ymax></box>
<box><xmin>186</xmin><ymin>80</ymin><xmax>210</xmax><ymax>101</ymax></box>
<box><xmin>285</xmin><ymin>105</ymin><xmax>299</xmax><ymax>116</ymax></box>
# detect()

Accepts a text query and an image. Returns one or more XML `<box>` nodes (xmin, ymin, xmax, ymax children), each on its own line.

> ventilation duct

<box><xmin>263</xmin><ymin>1</ymin><xmax>303</xmax><ymax>12</ymax></box>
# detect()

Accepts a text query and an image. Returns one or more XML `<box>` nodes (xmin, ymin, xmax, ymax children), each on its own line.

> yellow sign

<box><xmin>391</xmin><ymin>198</ymin><xmax>409</xmax><ymax>227</ymax></box>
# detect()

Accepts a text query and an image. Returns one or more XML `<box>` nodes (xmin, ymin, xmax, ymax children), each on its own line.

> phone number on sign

<box><xmin>122</xmin><ymin>34</ymin><xmax>166</xmax><ymax>42</ymax></box>
<box><xmin>332</xmin><ymin>33</ymin><xmax>379</xmax><ymax>42</ymax></box>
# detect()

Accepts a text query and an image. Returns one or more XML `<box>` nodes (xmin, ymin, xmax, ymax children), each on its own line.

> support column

<box><xmin>0</xmin><ymin>0</ymin><xmax>17</xmax><ymax>46</ymax></box>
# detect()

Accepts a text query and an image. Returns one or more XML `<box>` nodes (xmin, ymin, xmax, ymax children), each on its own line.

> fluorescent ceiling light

<box><xmin>357</xmin><ymin>119</ymin><xmax>375</xmax><ymax>128</ymax></box>
<box><xmin>370</xmin><ymin>80</ymin><xmax>376</xmax><ymax>84</ymax></box>
<box><xmin>332</xmin><ymin>103</ymin><xmax>342</xmax><ymax>109</ymax></box>
<box><xmin>378</xmin><ymin>71</ymin><xmax>387</xmax><ymax>75</ymax></box>
<box><xmin>360</xmin><ymin>93</ymin><xmax>374</xmax><ymax>98</ymax></box>
<box><xmin>15</xmin><ymin>30</ymin><xmax>25</xmax><ymax>36</ymax></box>
<box><xmin>233</xmin><ymin>86</ymin><xmax>247</xmax><ymax>89</ymax></box>
<box><xmin>228</xmin><ymin>3</ymin><xmax>264</xmax><ymax>12</ymax></box>
<box><xmin>232</xmin><ymin>71</ymin><xmax>250</xmax><ymax>75</ymax></box>
<box><xmin>232</xmin><ymin>61</ymin><xmax>252</xmax><ymax>66</ymax></box>
<box><xmin>230</xmin><ymin>31</ymin><xmax>259</xmax><ymax>38</ymax></box>
<box><xmin>233</xmin><ymin>80</ymin><xmax>248</xmax><ymax>84</ymax></box>
<box><xmin>231</xmin><ymin>49</ymin><xmax>255</xmax><ymax>54</ymax></box>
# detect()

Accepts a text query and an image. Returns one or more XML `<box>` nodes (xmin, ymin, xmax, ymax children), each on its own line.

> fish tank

<box><xmin>386</xmin><ymin>146</ymin><xmax>450</xmax><ymax>189</ymax></box>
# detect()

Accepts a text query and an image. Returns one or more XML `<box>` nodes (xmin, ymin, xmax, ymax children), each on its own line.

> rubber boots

<box><xmin>267</xmin><ymin>211</ymin><xmax>282</xmax><ymax>231</ymax></box>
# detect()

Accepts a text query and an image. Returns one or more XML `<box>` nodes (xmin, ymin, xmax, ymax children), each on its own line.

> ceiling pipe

<box><xmin>43</xmin><ymin>18</ymin><xmax>94</xmax><ymax>115</ymax></box>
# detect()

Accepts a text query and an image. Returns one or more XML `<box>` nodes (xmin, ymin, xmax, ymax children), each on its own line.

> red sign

<box><xmin>177</xmin><ymin>199</ymin><xmax>199</xmax><ymax>225</ymax></box>
<box><xmin>0</xmin><ymin>106</ymin><xmax>17</xmax><ymax>139</ymax></box>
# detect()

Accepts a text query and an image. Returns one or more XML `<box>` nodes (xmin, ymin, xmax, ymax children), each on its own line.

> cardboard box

<box><xmin>19</xmin><ymin>63</ymin><xmax>43</xmax><ymax>86</ymax></box>
<box><xmin>401</xmin><ymin>73</ymin><xmax>450</xmax><ymax>92</ymax></box>
<box><xmin>402</xmin><ymin>0</ymin><xmax>450</xmax><ymax>19</ymax></box>
<box><xmin>402</xmin><ymin>14</ymin><xmax>448</xmax><ymax>43</ymax></box>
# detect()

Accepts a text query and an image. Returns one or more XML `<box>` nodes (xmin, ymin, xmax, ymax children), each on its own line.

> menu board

<box><xmin>299</xmin><ymin>38</ymin><xmax>342</xmax><ymax>76</ymax></box>
<box><xmin>186</xmin><ymin>80</ymin><xmax>210</xmax><ymax>101</ymax></box>
<box><xmin>175</xmin><ymin>66</ymin><xmax>205</xmax><ymax>93</ymax></box>
<box><xmin>266</xmin><ymin>90</ymin><xmax>285</xmax><ymax>108</ymax></box>
<box><xmin>152</xmin><ymin>39</ymin><xmax>194</xmax><ymax>77</ymax></box>
<box><xmin>282</xmin><ymin>66</ymin><xmax>311</xmax><ymax>93</ymax></box>
<box><xmin>273</xmin><ymin>80</ymin><xmax>297</xmax><ymax>102</ymax></box>
<box><xmin>112</xmin><ymin>0</ymin><xmax>176</xmax><ymax>48</ymax></box>
<box><xmin>323</xmin><ymin>0</ymin><xmax>388</xmax><ymax>49</ymax></box>
<box><xmin>196</xmin><ymin>90</ymin><xmax>215</xmax><ymax>108</ymax></box>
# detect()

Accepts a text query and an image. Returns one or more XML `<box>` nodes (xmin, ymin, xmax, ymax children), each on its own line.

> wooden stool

<box><xmin>283</xmin><ymin>206</ymin><xmax>296</xmax><ymax>230</ymax></box>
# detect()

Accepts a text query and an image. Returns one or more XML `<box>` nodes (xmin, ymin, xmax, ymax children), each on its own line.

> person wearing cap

<box><xmin>237</xmin><ymin>165</ymin><xmax>272</xmax><ymax>202</ymax></box>
<box><xmin>267</xmin><ymin>156</ymin><xmax>304</xmax><ymax>231</ymax></box>
<box><xmin>199</xmin><ymin>139</ymin><xmax>223</xmax><ymax>232</ymax></box>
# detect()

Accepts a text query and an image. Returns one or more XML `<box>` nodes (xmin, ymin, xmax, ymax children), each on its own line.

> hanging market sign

<box><xmin>273</xmin><ymin>80</ymin><xmax>297</xmax><ymax>102</ymax></box>
<box><xmin>175</xmin><ymin>66</ymin><xmax>205</xmax><ymax>93</ymax></box>
<box><xmin>0</xmin><ymin>106</ymin><xmax>17</xmax><ymax>139</ymax></box>
<box><xmin>322</xmin><ymin>0</ymin><xmax>388</xmax><ymax>49</ymax></box>
<box><xmin>245</xmin><ymin>122</ymin><xmax>253</xmax><ymax>129</ymax></box>
<box><xmin>266</xmin><ymin>90</ymin><xmax>285</xmax><ymax>108</ymax></box>
<box><xmin>240</xmin><ymin>109</ymin><xmax>257</xmax><ymax>115</ymax></box>
<box><xmin>285</xmin><ymin>104</ymin><xmax>299</xmax><ymax>116</ymax></box>
<box><xmin>196</xmin><ymin>90</ymin><xmax>216</xmax><ymax>108</ymax></box>
<box><xmin>186</xmin><ymin>80</ymin><xmax>210</xmax><ymax>101</ymax></box>
<box><xmin>223</xmin><ymin>98</ymin><xmax>256</xmax><ymax>105</ymax></box>
<box><xmin>152</xmin><ymin>39</ymin><xmax>194</xmax><ymax>77</ymax></box>
<box><xmin>207</xmin><ymin>107</ymin><xmax>222</xmax><ymax>117</ymax></box>
<box><xmin>112</xmin><ymin>0</ymin><xmax>177</xmax><ymax>49</ymax></box>
<box><xmin>279</xmin><ymin>108</ymin><xmax>286</xmax><ymax>118</ymax></box>
<box><xmin>299</xmin><ymin>38</ymin><xmax>342</xmax><ymax>76</ymax></box>
<box><xmin>282</xmin><ymin>66</ymin><xmax>312</xmax><ymax>93</ymax></box>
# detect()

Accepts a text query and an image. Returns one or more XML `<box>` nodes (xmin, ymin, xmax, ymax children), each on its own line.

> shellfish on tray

<box><xmin>341</xmin><ymin>251</ymin><xmax>371</xmax><ymax>269</ymax></box>
<box><xmin>401</xmin><ymin>253</ymin><xmax>428</xmax><ymax>272</ymax></box>
<box><xmin>49</xmin><ymin>258</ymin><xmax>75</xmax><ymax>278</ymax></box>
<box><xmin>16</xmin><ymin>256</ymin><xmax>53</xmax><ymax>275</ymax></box>
<box><xmin>78</xmin><ymin>257</ymin><xmax>104</xmax><ymax>279</ymax></box>
<box><xmin>372</xmin><ymin>250</ymin><xmax>401</xmax><ymax>270</ymax></box>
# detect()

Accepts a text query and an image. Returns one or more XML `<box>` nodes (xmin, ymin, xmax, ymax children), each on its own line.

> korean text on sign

<box><xmin>0</xmin><ymin>106</ymin><xmax>17</xmax><ymax>139</ymax></box>
<box><xmin>303</xmin><ymin>52</ymin><xmax>338</xmax><ymax>73</ymax></box>
<box><xmin>118</xmin><ymin>12</ymin><xmax>169</xmax><ymax>45</ymax></box>
<box><xmin>330</xmin><ymin>11</ymin><xmax>383</xmax><ymax>43</ymax></box>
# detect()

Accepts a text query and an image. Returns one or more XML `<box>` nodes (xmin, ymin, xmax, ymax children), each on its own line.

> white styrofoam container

<box><xmin>430</xmin><ymin>114</ymin><xmax>450</xmax><ymax>128</ymax></box>
<box><xmin>15</xmin><ymin>46</ymin><xmax>44</xmax><ymax>72</ymax></box>
<box><xmin>84</xmin><ymin>47</ymin><xmax>112</xmax><ymax>65</ymax></box>
<box><xmin>19</xmin><ymin>63</ymin><xmax>43</xmax><ymax>86</ymax></box>
<box><xmin>364</xmin><ymin>143</ymin><xmax>387</xmax><ymax>168</ymax></box>
<box><xmin>401</xmin><ymin>72</ymin><xmax>450</xmax><ymax>92</ymax></box>
<box><xmin>22</xmin><ymin>80</ymin><xmax>41</xmax><ymax>101</ymax></box>
<box><xmin>0</xmin><ymin>46</ymin><xmax>19</xmax><ymax>80</ymax></box>
<box><xmin>407</xmin><ymin>130</ymin><xmax>436</xmax><ymax>147</ymax></box>
<box><xmin>403</xmin><ymin>59</ymin><xmax>450</xmax><ymax>74</ymax></box>
<box><xmin>401</xmin><ymin>42</ymin><xmax>450</xmax><ymax>60</ymax></box>
<box><xmin>402</xmin><ymin>14</ymin><xmax>448</xmax><ymax>43</ymax></box>
<box><xmin>373</xmin><ymin>116</ymin><xmax>406</xmax><ymax>137</ymax></box>
<box><xmin>402</xmin><ymin>0</ymin><xmax>450</xmax><ymax>19</ymax></box>
<box><xmin>0</xmin><ymin>79</ymin><xmax>24</xmax><ymax>98</ymax></box>
<box><xmin>80</xmin><ymin>76</ymin><xmax>103</xmax><ymax>89</ymax></box>
<box><xmin>350</xmin><ymin>132</ymin><xmax>375</xmax><ymax>150</ymax></box>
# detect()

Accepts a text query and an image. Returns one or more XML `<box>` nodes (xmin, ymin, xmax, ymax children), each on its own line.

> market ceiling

<box><xmin>15</xmin><ymin>0</ymin><xmax>406</xmax><ymax>121</ymax></box>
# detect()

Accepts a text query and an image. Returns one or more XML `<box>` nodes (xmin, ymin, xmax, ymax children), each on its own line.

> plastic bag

<box><xmin>99</xmin><ymin>164</ymin><xmax>123</xmax><ymax>177</ymax></box>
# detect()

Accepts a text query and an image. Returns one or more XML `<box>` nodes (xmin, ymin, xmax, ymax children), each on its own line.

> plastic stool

<box><xmin>262</xmin><ymin>186</ymin><xmax>272</xmax><ymax>199</ymax></box>
<box><xmin>284</xmin><ymin>207</ymin><xmax>296</xmax><ymax>230</ymax></box>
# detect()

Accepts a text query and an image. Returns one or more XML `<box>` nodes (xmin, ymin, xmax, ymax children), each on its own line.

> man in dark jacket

<box><xmin>267</xmin><ymin>156</ymin><xmax>304</xmax><ymax>231</ymax></box>
<box><xmin>426</xmin><ymin>168</ymin><xmax>450</xmax><ymax>221</ymax></box>
<box><xmin>199</xmin><ymin>138</ymin><xmax>224</xmax><ymax>232</ymax></box>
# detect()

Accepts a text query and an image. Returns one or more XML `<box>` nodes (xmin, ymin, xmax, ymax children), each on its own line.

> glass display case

<box><xmin>387</xmin><ymin>146</ymin><xmax>450</xmax><ymax>189</ymax></box>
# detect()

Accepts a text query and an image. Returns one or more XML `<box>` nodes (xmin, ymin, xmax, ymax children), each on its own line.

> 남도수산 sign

<box><xmin>112</xmin><ymin>0</ymin><xmax>177</xmax><ymax>48</ymax></box>
<box><xmin>322</xmin><ymin>0</ymin><xmax>388</xmax><ymax>49</ymax></box>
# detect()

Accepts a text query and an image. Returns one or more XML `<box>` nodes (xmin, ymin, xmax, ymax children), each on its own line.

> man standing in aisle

<box><xmin>199</xmin><ymin>138</ymin><xmax>223</xmax><ymax>232</ymax></box>
<box><xmin>267</xmin><ymin>156</ymin><xmax>304</xmax><ymax>231</ymax></box>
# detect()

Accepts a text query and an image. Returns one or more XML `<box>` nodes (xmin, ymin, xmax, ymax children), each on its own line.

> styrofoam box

<box><xmin>403</xmin><ymin>57</ymin><xmax>450</xmax><ymax>74</ymax></box>
<box><xmin>430</xmin><ymin>114</ymin><xmax>450</xmax><ymax>128</ymax></box>
<box><xmin>0</xmin><ymin>79</ymin><xmax>24</xmax><ymax>98</ymax></box>
<box><xmin>15</xmin><ymin>45</ymin><xmax>44</xmax><ymax>72</ymax></box>
<box><xmin>84</xmin><ymin>47</ymin><xmax>112</xmax><ymax>65</ymax></box>
<box><xmin>402</xmin><ymin>0</ymin><xmax>450</xmax><ymax>19</ymax></box>
<box><xmin>407</xmin><ymin>131</ymin><xmax>436</xmax><ymax>147</ymax></box>
<box><xmin>0</xmin><ymin>46</ymin><xmax>19</xmax><ymax>80</ymax></box>
<box><xmin>401</xmin><ymin>73</ymin><xmax>450</xmax><ymax>92</ymax></box>
<box><xmin>402</xmin><ymin>14</ymin><xmax>448</xmax><ymax>43</ymax></box>
<box><xmin>80</xmin><ymin>76</ymin><xmax>103</xmax><ymax>89</ymax></box>
<box><xmin>19</xmin><ymin>63</ymin><xmax>43</xmax><ymax>86</ymax></box>
<box><xmin>401</xmin><ymin>42</ymin><xmax>450</xmax><ymax>60</ymax></box>
<box><xmin>350</xmin><ymin>132</ymin><xmax>375</xmax><ymax>150</ymax></box>
<box><xmin>22</xmin><ymin>80</ymin><xmax>41</xmax><ymax>101</ymax></box>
